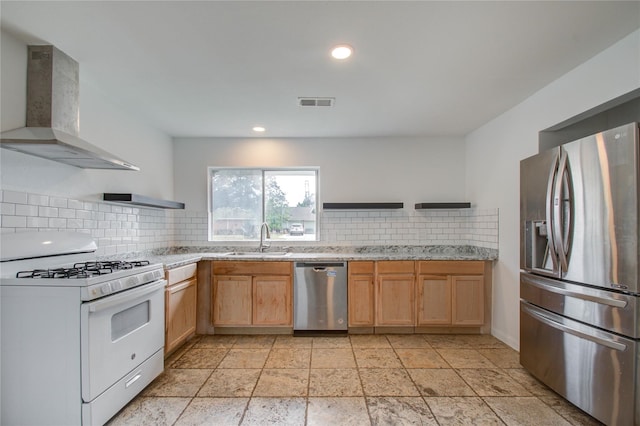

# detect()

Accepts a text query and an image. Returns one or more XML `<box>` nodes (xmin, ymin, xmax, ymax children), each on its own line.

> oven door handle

<box><xmin>87</xmin><ymin>280</ymin><xmax>166</xmax><ymax>313</ymax></box>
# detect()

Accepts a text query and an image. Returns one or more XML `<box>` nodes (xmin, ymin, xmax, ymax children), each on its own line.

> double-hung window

<box><xmin>208</xmin><ymin>168</ymin><xmax>318</xmax><ymax>241</ymax></box>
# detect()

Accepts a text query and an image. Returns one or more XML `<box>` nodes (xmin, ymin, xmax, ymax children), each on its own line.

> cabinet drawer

<box><xmin>349</xmin><ymin>261</ymin><xmax>374</xmax><ymax>275</ymax></box>
<box><xmin>417</xmin><ymin>260</ymin><xmax>484</xmax><ymax>275</ymax></box>
<box><xmin>377</xmin><ymin>261</ymin><xmax>415</xmax><ymax>274</ymax></box>
<box><xmin>165</xmin><ymin>277</ymin><xmax>197</xmax><ymax>353</ymax></box>
<box><xmin>165</xmin><ymin>263</ymin><xmax>197</xmax><ymax>285</ymax></box>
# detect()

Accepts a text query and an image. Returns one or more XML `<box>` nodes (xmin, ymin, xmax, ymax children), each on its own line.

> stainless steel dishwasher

<box><xmin>294</xmin><ymin>262</ymin><xmax>348</xmax><ymax>335</ymax></box>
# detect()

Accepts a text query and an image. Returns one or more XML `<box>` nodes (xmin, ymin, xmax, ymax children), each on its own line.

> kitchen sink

<box><xmin>223</xmin><ymin>251</ymin><xmax>291</xmax><ymax>257</ymax></box>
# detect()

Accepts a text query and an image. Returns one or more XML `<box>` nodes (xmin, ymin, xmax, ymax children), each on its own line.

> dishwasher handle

<box><xmin>295</xmin><ymin>262</ymin><xmax>346</xmax><ymax>268</ymax></box>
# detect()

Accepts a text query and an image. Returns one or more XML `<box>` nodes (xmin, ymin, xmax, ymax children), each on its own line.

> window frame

<box><xmin>207</xmin><ymin>166</ymin><xmax>320</xmax><ymax>242</ymax></box>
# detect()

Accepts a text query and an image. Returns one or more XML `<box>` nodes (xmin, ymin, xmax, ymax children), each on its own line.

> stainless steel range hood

<box><xmin>1</xmin><ymin>45</ymin><xmax>139</xmax><ymax>171</ymax></box>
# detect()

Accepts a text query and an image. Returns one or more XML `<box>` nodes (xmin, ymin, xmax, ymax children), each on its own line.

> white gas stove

<box><xmin>1</xmin><ymin>231</ymin><xmax>164</xmax><ymax>300</ymax></box>
<box><xmin>0</xmin><ymin>231</ymin><xmax>166</xmax><ymax>425</ymax></box>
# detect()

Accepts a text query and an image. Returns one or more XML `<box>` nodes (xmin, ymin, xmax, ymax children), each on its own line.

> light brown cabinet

<box><xmin>417</xmin><ymin>275</ymin><xmax>452</xmax><ymax>325</ymax></box>
<box><xmin>375</xmin><ymin>261</ymin><xmax>415</xmax><ymax>326</ymax></box>
<box><xmin>346</xmin><ymin>259</ymin><xmax>490</xmax><ymax>332</ymax></box>
<box><xmin>253</xmin><ymin>275</ymin><xmax>292</xmax><ymax>325</ymax></box>
<box><xmin>213</xmin><ymin>275</ymin><xmax>252</xmax><ymax>325</ymax></box>
<box><xmin>348</xmin><ymin>261</ymin><xmax>375</xmax><ymax>326</ymax></box>
<box><xmin>165</xmin><ymin>263</ymin><xmax>197</xmax><ymax>354</ymax></box>
<box><xmin>417</xmin><ymin>261</ymin><xmax>485</xmax><ymax>327</ymax></box>
<box><xmin>451</xmin><ymin>275</ymin><xmax>484</xmax><ymax>325</ymax></box>
<box><xmin>212</xmin><ymin>261</ymin><xmax>292</xmax><ymax>327</ymax></box>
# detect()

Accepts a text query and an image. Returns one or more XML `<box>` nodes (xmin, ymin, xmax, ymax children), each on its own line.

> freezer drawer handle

<box><xmin>522</xmin><ymin>303</ymin><xmax>626</xmax><ymax>351</ymax></box>
<box><xmin>522</xmin><ymin>274</ymin><xmax>627</xmax><ymax>308</ymax></box>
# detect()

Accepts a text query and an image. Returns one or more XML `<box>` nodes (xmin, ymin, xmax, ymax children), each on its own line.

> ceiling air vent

<box><xmin>298</xmin><ymin>97</ymin><xmax>334</xmax><ymax>107</ymax></box>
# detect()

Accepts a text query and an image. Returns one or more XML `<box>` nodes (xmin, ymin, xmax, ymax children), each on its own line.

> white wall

<box><xmin>465</xmin><ymin>29</ymin><xmax>640</xmax><ymax>350</ymax></box>
<box><xmin>0</xmin><ymin>30</ymin><xmax>174</xmax><ymax>203</ymax></box>
<box><xmin>173</xmin><ymin>136</ymin><xmax>467</xmax><ymax>212</ymax></box>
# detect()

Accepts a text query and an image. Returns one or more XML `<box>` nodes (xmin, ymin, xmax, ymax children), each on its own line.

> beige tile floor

<box><xmin>107</xmin><ymin>334</ymin><xmax>603</xmax><ymax>426</ymax></box>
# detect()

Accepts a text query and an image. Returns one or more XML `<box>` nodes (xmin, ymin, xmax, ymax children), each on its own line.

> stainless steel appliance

<box><xmin>0</xmin><ymin>231</ymin><xmax>165</xmax><ymax>425</ymax></box>
<box><xmin>520</xmin><ymin>122</ymin><xmax>640</xmax><ymax>425</ymax></box>
<box><xmin>0</xmin><ymin>45</ymin><xmax>139</xmax><ymax>170</ymax></box>
<box><xmin>293</xmin><ymin>262</ymin><xmax>347</xmax><ymax>334</ymax></box>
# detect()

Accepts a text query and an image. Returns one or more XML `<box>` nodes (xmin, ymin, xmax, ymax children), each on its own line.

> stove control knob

<box><xmin>111</xmin><ymin>281</ymin><xmax>123</xmax><ymax>291</ymax></box>
<box><xmin>100</xmin><ymin>283</ymin><xmax>112</xmax><ymax>295</ymax></box>
<box><xmin>126</xmin><ymin>277</ymin><xmax>139</xmax><ymax>288</ymax></box>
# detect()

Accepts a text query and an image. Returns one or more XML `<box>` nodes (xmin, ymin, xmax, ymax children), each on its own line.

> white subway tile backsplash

<box><xmin>66</xmin><ymin>219</ymin><xmax>84</xmax><ymax>229</ymax></box>
<box><xmin>2</xmin><ymin>215</ymin><xmax>27</xmax><ymax>228</ymax></box>
<box><xmin>1</xmin><ymin>203</ymin><xmax>16</xmax><ymax>216</ymax></box>
<box><xmin>15</xmin><ymin>204</ymin><xmax>38</xmax><ymax>216</ymax></box>
<box><xmin>28</xmin><ymin>193</ymin><xmax>49</xmax><ymax>206</ymax></box>
<box><xmin>0</xmin><ymin>191</ymin><xmax>498</xmax><ymax>252</ymax></box>
<box><xmin>316</xmin><ymin>206</ymin><xmax>499</xmax><ymax>249</ymax></box>
<box><xmin>5</xmin><ymin>191</ymin><xmax>28</xmax><ymax>204</ymax></box>
<box><xmin>26</xmin><ymin>217</ymin><xmax>48</xmax><ymax>228</ymax></box>
<box><xmin>67</xmin><ymin>199</ymin><xmax>84</xmax><ymax>210</ymax></box>
<box><xmin>49</xmin><ymin>197</ymin><xmax>68</xmax><ymax>208</ymax></box>
<box><xmin>48</xmin><ymin>218</ymin><xmax>67</xmax><ymax>228</ymax></box>
<box><xmin>38</xmin><ymin>206</ymin><xmax>59</xmax><ymax>218</ymax></box>
<box><xmin>59</xmin><ymin>208</ymin><xmax>76</xmax><ymax>219</ymax></box>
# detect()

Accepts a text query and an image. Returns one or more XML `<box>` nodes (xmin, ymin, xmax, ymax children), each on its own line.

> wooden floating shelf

<box><xmin>103</xmin><ymin>193</ymin><xmax>185</xmax><ymax>209</ymax></box>
<box><xmin>415</xmin><ymin>202</ymin><xmax>471</xmax><ymax>209</ymax></box>
<box><xmin>323</xmin><ymin>202</ymin><xmax>404</xmax><ymax>210</ymax></box>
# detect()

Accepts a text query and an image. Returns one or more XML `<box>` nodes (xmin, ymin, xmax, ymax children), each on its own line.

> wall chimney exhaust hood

<box><xmin>1</xmin><ymin>45</ymin><xmax>139</xmax><ymax>171</ymax></box>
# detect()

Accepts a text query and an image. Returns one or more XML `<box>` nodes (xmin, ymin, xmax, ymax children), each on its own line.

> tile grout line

<box><xmin>240</xmin><ymin>336</ymin><xmax>276</xmax><ymax>424</ymax></box>
<box><xmin>387</xmin><ymin>334</ymin><xmax>443</xmax><ymax>424</ymax></box>
<box><xmin>304</xmin><ymin>337</ymin><xmax>313</xmax><ymax>426</ymax></box>
<box><xmin>349</xmin><ymin>335</ymin><xmax>375</xmax><ymax>425</ymax></box>
<box><xmin>114</xmin><ymin>334</ymin><xmax>599</xmax><ymax>425</ymax></box>
<box><xmin>164</xmin><ymin>335</ymin><xmax>211</xmax><ymax>426</ymax></box>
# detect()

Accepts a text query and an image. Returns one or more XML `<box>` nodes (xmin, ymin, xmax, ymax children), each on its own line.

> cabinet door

<box><xmin>348</xmin><ymin>274</ymin><xmax>375</xmax><ymax>326</ymax></box>
<box><xmin>452</xmin><ymin>275</ymin><xmax>484</xmax><ymax>325</ymax></box>
<box><xmin>253</xmin><ymin>275</ymin><xmax>292</xmax><ymax>326</ymax></box>
<box><xmin>376</xmin><ymin>274</ymin><xmax>415</xmax><ymax>326</ymax></box>
<box><xmin>417</xmin><ymin>275</ymin><xmax>452</xmax><ymax>325</ymax></box>
<box><xmin>166</xmin><ymin>278</ymin><xmax>197</xmax><ymax>353</ymax></box>
<box><xmin>213</xmin><ymin>275</ymin><xmax>252</xmax><ymax>325</ymax></box>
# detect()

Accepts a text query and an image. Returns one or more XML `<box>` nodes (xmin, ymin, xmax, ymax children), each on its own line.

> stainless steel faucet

<box><xmin>259</xmin><ymin>222</ymin><xmax>271</xmax><ymax>252</ymax></box>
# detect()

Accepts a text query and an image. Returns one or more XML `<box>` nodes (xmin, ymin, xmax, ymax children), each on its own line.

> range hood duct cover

<box><xmin>0</xmin><ymin>45</ymin><xmax>139</xmax><ymax>171</ymax></box>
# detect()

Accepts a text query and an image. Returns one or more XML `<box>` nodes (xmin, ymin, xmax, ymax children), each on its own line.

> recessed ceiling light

<box><xmin>331</xmin><ymin>44</ymin><xmax>353</xmax><ymax>60</ymax></box>
<box><xmin>252</xmin><ymin>126</ymin><xmax>266</xmax><ymax>133</ymax></box>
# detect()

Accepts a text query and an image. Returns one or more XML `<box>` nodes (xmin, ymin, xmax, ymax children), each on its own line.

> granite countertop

<box><xmin>133</xmin><ymin>245</ymin><xmax>498</xmax><ymax>270</ymax></box>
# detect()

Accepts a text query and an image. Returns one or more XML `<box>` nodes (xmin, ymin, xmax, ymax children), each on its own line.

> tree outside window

<box><xmin>209</xmin><ymin>168</ymin><xmax>318</xmax><ymax>241</ymax></box>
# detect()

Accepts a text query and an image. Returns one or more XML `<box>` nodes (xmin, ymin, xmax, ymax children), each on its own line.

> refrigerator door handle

<box><xmin>522</xmin><ymin>303</ymin><xmax>627</xmax><ymax>351</ymax></box>
<box><xmin>553</xmin><ymin>149</ymin><xmax>570</xmax><ymax>273</ymax></box>
<box><xmin>545</xmin><ymin>151</ymin><xmax>560</xmax><ymax>274</ymax></box>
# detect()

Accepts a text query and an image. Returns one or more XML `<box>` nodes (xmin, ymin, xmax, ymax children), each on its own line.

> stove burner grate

<box><xmin>16</xmin><ymin>260</ymin><xmax>151</xmax><ymax>279</ymax></box>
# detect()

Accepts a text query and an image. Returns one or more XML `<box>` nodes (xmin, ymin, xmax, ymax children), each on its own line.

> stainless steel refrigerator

<box><xmin>520</xmin><ymin>122</ymin><xmax>640</xmax><ymax>426</ymax></box>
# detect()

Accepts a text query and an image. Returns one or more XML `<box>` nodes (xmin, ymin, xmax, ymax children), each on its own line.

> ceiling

<box><xmin>1</xmin><ymin>1</ymin><xmax>639</xmax><ymax>138</ymax></box>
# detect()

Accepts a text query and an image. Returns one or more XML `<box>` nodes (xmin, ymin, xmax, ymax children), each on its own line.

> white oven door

<box><xmin>80</xmin><ymin>279</ymin><xmax>165</xmax><ymax>402</ymax></box>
